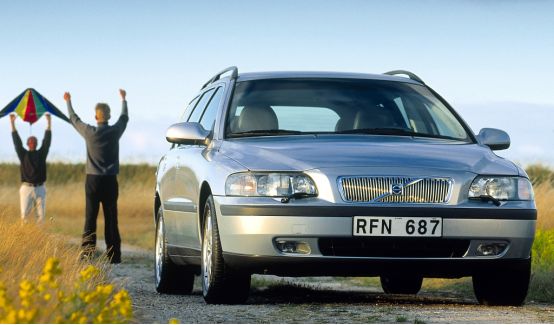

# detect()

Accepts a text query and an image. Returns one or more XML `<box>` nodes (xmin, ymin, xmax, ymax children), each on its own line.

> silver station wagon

<box><xmin>154</xmin><ymin>67</ymin><xmax>536</xmax><ymax>305</ymax></box>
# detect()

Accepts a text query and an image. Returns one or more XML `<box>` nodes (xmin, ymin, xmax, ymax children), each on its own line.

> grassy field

<box><xmin>0</xmin><ymin>163</ymin><xmax>156</xmax><ymax>249</ymax></box>
<box><xmin>1</xmin><ymin>162</ymin><xmax>553</xmax><ymax>303</ymax></box>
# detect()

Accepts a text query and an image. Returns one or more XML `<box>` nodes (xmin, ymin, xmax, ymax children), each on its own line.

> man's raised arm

<box><xmin>10</xmin><ymin>114</ymin><xmax>24</xmax><ymax>159</ymax></box>
<box><xmin>120</xmin><ymin>89</ymin><xmax>128</xmax><ymax>117</ymax></box>
<box><xmin>40</xmin><ymin>114</ymin><xmax>52</xmax><ymax>156</ymax></box>
<box><xmin>114</xmin><ymin>89</ymin><xmax>129</xmax><ymax>137</ymax></box>
<box><xmin>64</xmin><ymin>92</ymin><xmax>92</xmax><ymax>137</ymax></box>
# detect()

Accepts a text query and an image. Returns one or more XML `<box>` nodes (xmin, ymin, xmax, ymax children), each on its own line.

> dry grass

<box><xmin>0</xmin><ymin>163</ymin><xmax>150</xmax><ymax>322</ymax></box>
<box><xmin>0</xmin><ymin>163</ymin><xmax>155</xmax><ymax>249</ymax></box>
<box><xmin>0</xmin><ymin>219</ymin><xmax>133</xmax><ymax>323</ymax></box>
<box><xmin>535</xmin><ymin>182</ymin><xmax>554</xmax><ymax>230</ymax></box>
<box><xmin>0</xmin><ymin>220</ymin><xmax>104</xmax><ymax>295</ymax></box>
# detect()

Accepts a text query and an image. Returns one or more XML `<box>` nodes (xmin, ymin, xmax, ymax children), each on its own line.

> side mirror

<box><xmin>166</xmin><ymin>122</ymin><xmax>210</xmax><ymax>145</ymax></box>
<box><xmin>477</xmin><ymin>128</ymin><xmax>510</xmax><ymax>150</ymax></box>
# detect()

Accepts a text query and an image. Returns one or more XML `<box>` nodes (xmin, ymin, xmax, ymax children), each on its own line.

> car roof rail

<box><xmin>201</xmin><ymin>66</ymin><xmax>239</xmax><ymax>90</ymax></box>
<box><xmin>383</xmin><ymin>70</ymin><xmax>425</xmax><ymax>84</ymax></box>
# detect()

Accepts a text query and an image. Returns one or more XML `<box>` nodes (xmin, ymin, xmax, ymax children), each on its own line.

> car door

<box><xmin>169</xmin><ymin>86</ymin><xmax>225</xmax><ymax>251</ymax></box>
<box><xmin>161</xmin><ymin>95</ymin><xmax>200</xmax><ymax>248</ymax></box>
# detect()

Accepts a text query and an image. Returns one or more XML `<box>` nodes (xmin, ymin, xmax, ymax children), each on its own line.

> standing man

<box><xmin>64</xmin><ymin>90</ymin><xmax>128</xmax><ymax>264</ymax></box>
<box><xmin>10</xmin><ymin>113</ymin><xmax>52</xmax><ymax>224</ymax></box>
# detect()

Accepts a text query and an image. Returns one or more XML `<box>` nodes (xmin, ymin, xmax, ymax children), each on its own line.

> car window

<box><xmin>231</xmin><ymin>105</ymin><xmax>339</xmax><ymax>132</ymax></box>
<box><xmin>393</xmin><ymin>97</ymin><xmax>410</xmax><ymax>127</ymax></box>
<box><xmin>393</xmin><ymin>96</ymin><xmax>431</xmax><ymax>133</ymax></box>
<box><xmin>422</xmin><ymin>101</ymin><xmax>468</xmax><ymax>139</ymax></box>
<box><xmin>188</xmin><ymin>88</ymin><xmax>216</xmax><ymax>123</ymax></box>
<box><xmin>274</xmin><ymin>106</ymin><xmax>339</xmax><ymax>132</ymax></box>
<box><xmin>180</xmin><ymin>96</ymin><xmax>200</xmax><ymax>122</ymax></box>
<box><xmin>226</xmin><ymin>79</ymin><xmax>471</xmax><ymax>141</ymax></box>
<box><xmin>199</xmin><ymin>87</ymin><xmax>223</xmax><ymax>131</ymax></box>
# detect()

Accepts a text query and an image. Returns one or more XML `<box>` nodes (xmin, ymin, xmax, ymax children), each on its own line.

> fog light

<box><xmin>476</xmin><ymin>243</ymin><xmax>508</xmax><ymax>256</ymax></box>
<box><xmin>275</xmin><ymin>240</ymin><xmax>311</xmax><ymax>254</ymax></box>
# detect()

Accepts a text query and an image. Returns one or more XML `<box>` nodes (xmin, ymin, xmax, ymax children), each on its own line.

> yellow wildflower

<box><xmin>0</xmin><ymin>282</ymin><xmax>11</xmax><ymax>308</ymax></box>
<box><xmin>1</xmin><ymin>257</ymin><xmax>133</xmax><ymax>323</ymax></box>
<box><xmin>70</xmin><ymin>311</ymin><xmax>83</xmax><ymax>323</ymax></box>
<box><xmin>4</xmin><ymin>309</ymin><xmax>17</xmax><ymax>323</ymax></box>
<box><xmin>18</xmin><ymin>280</ymin><xmax>35</xmax><ymax>308</ymax></box>
<box><xmin>43</xmin><ymin>293</ymin><xmax>52</xmax><ymax>301</ymax></box>
<box><xmin>42</xmin><ymin>257</ymin><xmax>62</xmax><ymax>275</ymax></box>
<box><xmin>79</xmin><ymin>265</ymin><xmax>100</xmax><ymax>282</ymax></box>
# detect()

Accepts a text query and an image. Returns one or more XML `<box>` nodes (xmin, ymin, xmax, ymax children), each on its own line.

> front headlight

<box><xmin>225</xmin><ymin>172</ymin><xmax>318</xmax><ymax>197</ymax></box>
<box><xmin>468</xmin><ymin>176</ymin><xmax>534</xmax><ymax>201</ymax></box>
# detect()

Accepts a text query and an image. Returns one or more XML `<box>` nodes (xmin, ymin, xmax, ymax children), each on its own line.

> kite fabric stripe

<box><xmin>0</xmin><ymin>88</ymin><xmax>70</xmax><ymax>124</ymax></box>
<box><xmin>25</xmin><ymin>90</ymin><xmax>38</xmax><ymax>123</ymax></box>
<box><xmin>39</xmin><ymin>93</ymin><xmax>70</xmax><ymax>123</ymax></box>
<box><xmin>0</xmin><ymin>91</ymin><xmax>25</xmax><ymax>118</ymax></box>
<box><xmin>31</xmin><ymin>89</ymin><xmax>47</xmax><ymax>119</ymax></box>
<box><xmin>14</xmin><ymin>90</ymin><xmax>31</xmax><ymax>122</ymax></box>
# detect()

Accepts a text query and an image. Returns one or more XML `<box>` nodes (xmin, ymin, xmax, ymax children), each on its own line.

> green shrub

<box><xmin>528</xmin><ymin>229</ymin><xmax>554</xmax><ymax>302</ymax></box>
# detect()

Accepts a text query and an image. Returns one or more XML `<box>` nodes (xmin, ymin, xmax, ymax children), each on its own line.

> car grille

<box><xmin>339</xmin><ymin>176</ymin><xmax>452</xmax><ymax>203</ymax></box>
<box><xmin>318</xmin><ymin>237</ymin><xmax>470</xmax><ymax>258</ymax></box>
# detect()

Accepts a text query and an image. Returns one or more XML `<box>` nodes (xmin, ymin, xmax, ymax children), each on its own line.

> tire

<box><xmin>201</xmin><ymin>195</ymin><xmax>250</xmax><ymax>304</ymax></box>
<box><xmin>380</xmin><ymin>274</ymin><xmax>423</xmax><ymax>295</ymax></box>
<box><xmin>472</xmin><ymin>259</ymin><xmax>531</xmax><ymax>306</ymax></box>
<box><xmin>155</xmin><ymin>207</ymin><xmax>195</xmax><ymax>294</ymax></box>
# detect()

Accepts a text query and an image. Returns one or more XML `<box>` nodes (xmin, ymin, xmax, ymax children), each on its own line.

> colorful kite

<box><xmin>0</xmin><ymin>88</ymin><xmax>69</xmax><ymax>124</ymax></box>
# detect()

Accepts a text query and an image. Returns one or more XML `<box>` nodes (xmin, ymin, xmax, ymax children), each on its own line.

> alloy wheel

<box><xmin>155</xmin><ymin>217</ymin><xmax>164</xmax><ymax>285</ymax></box>
<box><xmin>202</xmin><ymin>208</ymin><xmax>213</xmax><ymax>294</ymax></box>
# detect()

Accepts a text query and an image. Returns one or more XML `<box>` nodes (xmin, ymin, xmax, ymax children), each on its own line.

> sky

<box><xmin>0</xmin><ymin>0</ymin><xmax>553</xmax><ymax>166</ymax></box>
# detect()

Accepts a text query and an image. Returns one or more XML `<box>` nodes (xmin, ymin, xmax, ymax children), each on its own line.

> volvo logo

<box><xmin>391</xmin><ymin>183</ymin><xmax>403</xmax><ymax>195</ymax></box>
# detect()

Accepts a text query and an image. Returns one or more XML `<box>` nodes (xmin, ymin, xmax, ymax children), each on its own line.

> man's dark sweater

<box><xmin>12</xmin><ymin>131</ymin><xmax>51</xmax><ymax>184</ymax></box>
<box><xmin>67</xmin><ymin>101</ymin><xmax>128</xmax><ymax>175</ymax></box>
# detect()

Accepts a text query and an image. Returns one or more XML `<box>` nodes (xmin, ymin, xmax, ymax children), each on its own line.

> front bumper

<box><xmin>213</xmin><ymin>196</ymin><xmax>536</xmax><ymax>277</ymax></box>
<box><xmin>222</xmin><ymin>253</ymin><xmax>532</xmax><ymax>277</ymax></box>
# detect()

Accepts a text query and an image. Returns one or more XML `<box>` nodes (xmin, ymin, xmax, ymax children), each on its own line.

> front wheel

<box><xmin>472</xmin><ymin>259</ymin><xmax>531</xmax><ymax>306</ymax></box>
<box><xmin>201</xmin><ymin>195</ymin><xmax>250</xmax><ymax>304</ymax></box>
<box><xmin>380</xmin><ymin>274</ymin><xmax>423</xmax><ymax>295</ymax></box>
<box><xmin>155</xmin><ymin>207</ymin><xmax>195</xmax><ymax>294</ymax></box>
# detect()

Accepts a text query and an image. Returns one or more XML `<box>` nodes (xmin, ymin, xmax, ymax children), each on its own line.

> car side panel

<box><xmin>172</xmin><ymin>145</ymin><xmax>204</xmax><ymax>250</ymax></box>
<box><xmin>158</xmin><ymin>149</ymin><xmax>181</xmax><ymax>246</ymax></box>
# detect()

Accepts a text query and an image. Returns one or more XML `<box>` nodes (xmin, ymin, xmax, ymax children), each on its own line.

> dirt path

<box><xmin>106</xmin><ymin>249</ymin><xmax>554</xmax><ymax>324</ymax></box>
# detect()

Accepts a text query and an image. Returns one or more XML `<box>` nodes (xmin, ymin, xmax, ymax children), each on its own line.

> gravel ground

<box><xmin>108</xmin><ymin>251</ymin><xmax>554</xmax><ymax>324</ymax></box>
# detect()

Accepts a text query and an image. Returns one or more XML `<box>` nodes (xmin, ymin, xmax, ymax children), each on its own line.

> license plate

<box><xmin>353</xmin><ymin>216</ymin><xmax>442</xmax><ymax>237</ymax></box>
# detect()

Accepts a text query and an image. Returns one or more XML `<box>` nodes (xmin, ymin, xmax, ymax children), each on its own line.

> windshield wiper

<box><xmin>228</xmin><ymin>129</ymin><xmax>304</xmax><ymax>138</ymax></box>
<box><xmin>336</xmin><ymin>127</ymin><xmax>420</xmax><ymax>136</ymax></box>
<box><xmin>335</xmin><ymin>127</ymin><xmax>460</xmax><ymax>140</ymax></box>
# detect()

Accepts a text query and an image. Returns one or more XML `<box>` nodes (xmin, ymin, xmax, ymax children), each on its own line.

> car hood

<box><xmin>219</xmin><ymin>135</ymin><xmax>518</xmax><ymax>175</ymax></box>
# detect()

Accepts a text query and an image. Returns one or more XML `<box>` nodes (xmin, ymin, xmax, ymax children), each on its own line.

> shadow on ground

<box><xmin>247</xmin><ymin>283</ymin><xmax>476</xmax><ymax>306</ymax></box>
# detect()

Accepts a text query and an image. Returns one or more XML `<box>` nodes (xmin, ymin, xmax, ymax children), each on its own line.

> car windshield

<box><xmin>225</xmin><ymin>78</ymin><xmax>471</xmax><ymax>141</ymax></box>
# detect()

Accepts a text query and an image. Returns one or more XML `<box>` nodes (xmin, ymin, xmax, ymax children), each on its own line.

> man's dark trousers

<box><xmin>82</xmin><ymin>174</ymin><xmax>121</xmax><ymax>263</ymax></box>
